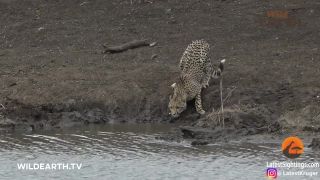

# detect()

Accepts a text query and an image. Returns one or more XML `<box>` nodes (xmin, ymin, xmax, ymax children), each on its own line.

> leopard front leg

<box><xmin>195</xmin><ymin>91</ymin><xmax>205</xmax><ymax>115</ymax></box>
<box><xmin>201</xmin><ymin>62</ymin><xmax>213</xmax><ymax>88</ymax></box>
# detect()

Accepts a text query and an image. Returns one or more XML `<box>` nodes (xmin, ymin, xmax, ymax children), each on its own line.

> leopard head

<box><xmin>168</xmin><ymin>81</ymin><xmax>187</xmax><ymax>118</ymax></box>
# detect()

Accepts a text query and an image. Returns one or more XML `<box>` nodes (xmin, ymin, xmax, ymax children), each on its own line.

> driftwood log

<box><xmin>103</xmin><ymin>39</ymin><xmax>152</xmax><ymax>53</ymax></box>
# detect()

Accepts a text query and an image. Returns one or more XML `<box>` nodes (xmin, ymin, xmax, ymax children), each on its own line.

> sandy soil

<box><xmin>0</xmin><ymin>0</ymin><xmax>320</xmax><ymax>136</ymax></box>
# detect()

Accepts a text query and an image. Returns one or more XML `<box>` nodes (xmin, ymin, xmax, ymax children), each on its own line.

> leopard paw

<box><xmin>198</xmin><ymin>110</ymin><xmax>206</xmax><ymax>115</ymax></box>
<box><xmin>202</xmin><ymin>83</ymin><xmax>209</xmax><ymax>88</ymax></box>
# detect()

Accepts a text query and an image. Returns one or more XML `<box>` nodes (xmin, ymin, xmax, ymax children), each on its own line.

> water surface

<box><xmin>0</xmin><ymin>124</ymin><xmax>319</xmax><ymax>180</ymax></box>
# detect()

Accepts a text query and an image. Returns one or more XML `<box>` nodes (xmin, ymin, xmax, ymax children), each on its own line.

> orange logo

<box><xmin>281</xmin><ymin>136</ymin><xmax>304</xmax><ymax>159</ymax></box>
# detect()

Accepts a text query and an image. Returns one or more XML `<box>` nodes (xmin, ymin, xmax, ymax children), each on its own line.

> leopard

<box><xmin>168</xmin><ymin>40</ymin><xmax>225</xmax><ymax>118</ymax></box>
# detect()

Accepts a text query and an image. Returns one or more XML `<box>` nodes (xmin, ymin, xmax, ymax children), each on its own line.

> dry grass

<box><xmin>202</xmin><ymin>86</ymin><xmax>239</xmax><ymax>128</ymax></box>
<box><xmin>205</xmin><ymin>104</ymin><xmax>242</xmax><ymax>127</ymax></box>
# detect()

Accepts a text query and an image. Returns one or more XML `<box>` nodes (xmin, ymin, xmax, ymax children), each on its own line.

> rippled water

<box><xmin>0</xmin><ymin>124</ymin><xmax>319</xmax><ymax>180</ymax></box>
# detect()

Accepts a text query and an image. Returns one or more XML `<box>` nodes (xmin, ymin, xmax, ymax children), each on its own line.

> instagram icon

<box><xmin>266</xmin><ymin>168</ymin><xmax>277</xmax><ymax>179</ymax></box>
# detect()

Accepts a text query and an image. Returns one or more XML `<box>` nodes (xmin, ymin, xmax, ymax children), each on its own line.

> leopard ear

<box><xmin>171</xmin><ymin>83</ymin><xmax>176</xmax><ymax>88</ymax></box>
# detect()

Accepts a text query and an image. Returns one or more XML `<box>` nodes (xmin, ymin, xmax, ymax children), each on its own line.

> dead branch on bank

<box><xmin>103</xmin><ymin>39</ymin><xmax>156</xmax><ymax>53</ymax></box>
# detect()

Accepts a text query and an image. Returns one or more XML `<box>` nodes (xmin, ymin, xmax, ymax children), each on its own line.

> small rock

<box><xmin>0</xmin><ymin>104</ymin><xmax>5</xmax><ymax>109</ymax></box>
<box><xmin>0</xmin><ymin>118</ymin><xmax>16</xmax><ymax>128</ymax></box>
<box><xmin>38</xmin><ymin>27</ymin><xmax>44</xmax><ymax>31</ymax></box>
<box><xmin>149</xmin><ymin>42</ymin><xmax>157</xmax><ymax>47</ymax></box>
<box><xmin>65</xmin><ymin>99</ymin><xmax>76</xmax><ymax>111</ymax></box>
<box><xmin>180</xmin><ymin>126</ymin><xmax>217</xmax><ymax>139</ymax></box>
<box><xmin>191</xmin><ymin>140</ymin><xmax>209</xmax><ymax>146</ymax></box>
<box><xmin>308</xmin><ymin>138</ymin><xmax>320</xmax><ymax>150</ymax></box>
<box><xmin>151</xmin><ymin>54</ymin><xmax>158</xmax><ymax>59</ymax></box>
<box><xmin>66</xmin><ymin>99</ymin><xmax>76</xmax><ymax>104</ymax></box>
<box><xmin>9</xmin><ymin>82</ymin><xmax>17</xmax><ymax>87</ymax></box>
<box><xmin>168</xmin><ymin>19</ymin><xmax>177</xmax><ymax>24</ymax></box>
<box><xmin>80</xmin><ymin>1</ymin><xmax>89</xmax><ymax>6</ymax></box>
<box><xmin>165</xmin><ymin>8</ymin><xmax>172</xmax><ymax>15</ymax></box>
<box><xmin>64</xmin><ymin>111</ymin><xmax>82</xmax><ymax>119</ymax></box>
<box><xmin>85</xmin><ymin>108</ymin><xmax>107</xmax><ymax>123</ymax></box>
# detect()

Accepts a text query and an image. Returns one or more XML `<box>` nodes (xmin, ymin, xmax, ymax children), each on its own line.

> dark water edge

<box><xmin>1</xmin><ymin>123</ymin><xmax>320</xmax><ymax>180</ymax></box>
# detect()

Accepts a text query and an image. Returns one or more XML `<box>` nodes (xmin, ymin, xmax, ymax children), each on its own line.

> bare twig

<box><xmin>103</xmin><ymin>39</ymin><xmax>152</xmax><ymax>53</ymax></box>
<box><xmin>223</xmin><ymin>86</ymin><xmax>237</xmax><ymax>104</ymax></box>
<box><xmin>219</xmin><ymin>59</ymin><xmax>227</xmax><ymax>128</ymax></box>
<box><xmin>220</xmin><ymin>74</ymin><xmax>224</xmax><ymax>128</ymax></box>
<box><xmin>0</xmin><ymin>104</ymin><xmax>5</xmax><ymax>110</ymax></box>
<box><xmin>79</xmin><ymin>2</ymin><xmax>89</xmax><ymax>6</ymax></box>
